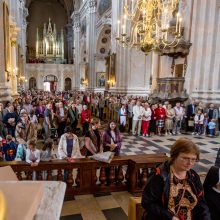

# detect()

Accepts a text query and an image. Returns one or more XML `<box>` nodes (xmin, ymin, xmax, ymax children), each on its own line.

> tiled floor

<box><xmin>60</xmin><ymin>133</ymin><xmax>220</xmax><ymax>220</ymax></box>
<box><xmin>60</xmin><ymin>191</ymin><xmax>131</xmax><ymax>220</ymax></box>
<box><xmin>120</xmin><ymin>133</ymin><xmax>220</xmax><ymax>173</ymax></box>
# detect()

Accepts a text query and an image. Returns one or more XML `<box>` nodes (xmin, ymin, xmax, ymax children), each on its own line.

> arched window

<box><xmin>29</xmin><ymin>77</ymin><xmax>37</xmax><ymax>90</ymax></box>
<box><xmin>65</xmin><ymin>78</ymin><xmax>72</xmax><ymax>91</ymax></box>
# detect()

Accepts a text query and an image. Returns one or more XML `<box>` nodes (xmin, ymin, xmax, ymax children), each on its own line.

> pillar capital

<box><xmin>88</xmin><ymin>0</ymin><xmax>96</xmax><ymax>13</ymax></box>
<box><xmin>11</xmin><ymin>40</ymin><xmax>17</xmax><ymax>46</ymax></box>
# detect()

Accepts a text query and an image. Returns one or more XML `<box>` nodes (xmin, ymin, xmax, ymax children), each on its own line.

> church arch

<box><xmin>43</xmin><ymin>75</ymin><xmax>58</xmax><ymax>92</ymax></box>
<box><xmin>64</xmin><ymin>77</ymin><xmax>72</xmax><ymax>91</ymax></box>
<box><xmin>29</xmin><ymin>77</ymin><xmax>37</xmax><ymax>90</ymax></box>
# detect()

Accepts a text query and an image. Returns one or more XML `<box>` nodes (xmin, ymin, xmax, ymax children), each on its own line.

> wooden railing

<box><xmin>0</xmin><ymin>154</ymin><xmax>168</xmax><ymax>199</ymax></box>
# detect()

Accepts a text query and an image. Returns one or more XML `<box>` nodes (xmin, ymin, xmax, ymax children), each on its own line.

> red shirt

<box><xmin>155</xmin><ymin>107</ymin><xmax>166</xmax><ymax>120</ymax></box>
<box><xmin>81</xmin><ymin>109</ymin><xmax>91</xmax><ymax>124</ymax></box>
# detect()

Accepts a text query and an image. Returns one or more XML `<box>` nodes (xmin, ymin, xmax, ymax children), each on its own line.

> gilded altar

<box><xmin>35</xmin><ymin>18</ymin><xmax>65</xmax><ymax>64</ymax></box>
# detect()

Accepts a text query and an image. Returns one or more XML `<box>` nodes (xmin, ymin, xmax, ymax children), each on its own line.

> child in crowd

<box><xmin>26</xmin><ymin>140</ymin><xmax>40</xmax><ymax>180</ymax></box>
<box><xmin>41</xmin><ymin>138</ymin><xmax>56</xmax><ymax>161</ymax></box>
<box><xmin>208</xmin><ymin>119</ymin><xmax>216</xmax><ymax>137</ymax></box>
<box><xmin>26</xmin><ymin>139</ymin><xmax>40</xmax><ymax>166</ymax></box>
<box><xmin>194</xmin><ymin>110</ymin><xmax>204</xmax><ymax>135</ymax></box>
<box><xmin>41</xmin><ymin>138</ymin><xmax>56</xmax><ymax>179</ymax></box>
<box><xmin>203</xmin><ymin>113</ymin><xmax>209</xmax><ymax>135</ymax></box>
<box><xmin>3</xmin><ymin>135</ymin><xmax>17</xmax><ymax>161</ymax></box>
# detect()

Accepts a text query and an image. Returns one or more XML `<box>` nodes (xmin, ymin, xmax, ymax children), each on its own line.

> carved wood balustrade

<box><xmin>0</xmin><ymin>154</ymin><xmax>167</xmax><ymax>198</ymax></box>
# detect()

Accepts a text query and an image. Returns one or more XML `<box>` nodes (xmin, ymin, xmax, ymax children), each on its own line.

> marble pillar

<box><xmin>72</xmin><ymin>12</ymin><xmax>81</xmax><ymax>90</ymax></box>
<box><xmin>0</xmin><ymin>1</ymin><xmax>12</xmax><ymax>103</ymax></box>
<box><xmin>86</xmin><ymin>0</ymin><xmax>96</xmax><ymax>90</ymax></box>
<box><xmin>66</xmin><ymin>23</ymin><xmax>73</xmax><ymax>64</ymax></box>
<box><xmin>185</xmin><ymin>0</ymin><xmax>220</xmax><ymax>103</ymax></box>
<box><xmin>11</xmin><ymin>41</ymin><xmax>19</xmax><ymax>97</ymax></box>
<box><xmin>151</xmin><ymin>52</ymin><xmax>160</xmax><ymax>91</ymax></box>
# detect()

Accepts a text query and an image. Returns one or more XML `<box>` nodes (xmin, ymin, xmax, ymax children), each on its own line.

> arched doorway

<box><xmin>43</xmin><ymin>75</ymin><xmax>58</xmax><ymax>92</ymax></box>
<box><xmin>29</xmin><ymin>77</ymin><xmax>37</xmax><ymax>90</ymax></box>
<box><xmin>64</xmin><ymin>78</ymin><xmax>72</xmax><ymax>91</ymax></box>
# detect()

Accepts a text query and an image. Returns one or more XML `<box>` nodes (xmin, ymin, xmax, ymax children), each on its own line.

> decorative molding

<box><xmin>88</xmin><ymin>0</ymin><xmax>97</xmax><ymax>14</ymax></box>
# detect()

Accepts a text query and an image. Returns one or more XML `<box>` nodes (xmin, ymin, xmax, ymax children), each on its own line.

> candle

<box><xmin>122</xmin><ymin>25</ymin><xmax>125</xmax><ymax>34</ymax></box>
<box><xmin>164</xmin><ymin>8</ymin><xmax>168</xmax><ymax>26</ymax></box>
<box><xmin>117</xmin><ymin>20</ymin><xmax>120</xmax><ymax>36</ymax></box>
<box><xmin>176</xmin><ymin>12</ymin><xmax>179</xmax><ymax>32</ymax></box>
<box><xmin>134</xmin><ymin>26</ymin><xmax>137</xmax><ymax>43</ymax></box>
<box><xmin>124</xmin><ymin>14</ymin><xmax>127</xmax><ymax>33</ymax></box>
<box><xmin>179</xmin><ymin>18</ymin><xmax>182</xmax><ymax>34</ymax></box>
<box><xmin>125</xmin><ymin>0</ymin><xmax>127</xmax><ymax>6</ymax></box>
<box><xmin>131</xmin><ymin>0</ymin><xmax>134</xmax><ymax>13</ymax></box>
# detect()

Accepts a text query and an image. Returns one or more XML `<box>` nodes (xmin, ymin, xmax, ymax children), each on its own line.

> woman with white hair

<box><xmin>81</xmin><ymin>105</ymin><xmax>91</xmax><ymax>135</ymax></box>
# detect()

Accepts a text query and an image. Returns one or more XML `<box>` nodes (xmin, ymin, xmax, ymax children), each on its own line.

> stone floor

<box><xmin>60</xmin><ymin>191</ymin><xmax>131</xmax><ymax>220</ymax></box>
<box><xmin>60</xmin><ymin>133</ymin><xmax>220</xmax><ymax>220</ymax></box>
<box><xmin>120</xmin><ymin>133</ymin><xmax>219</xmax><ymax>174</ymax></box>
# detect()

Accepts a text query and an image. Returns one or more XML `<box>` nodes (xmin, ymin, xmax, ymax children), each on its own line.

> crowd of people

<box><xmin>0</xmin><ymin>90</ymin><xmax>219</xmax><ymax>164</ymax></box>
<box><xmin>0</xmin><ymin>90</ymin><xmax>219</xmax><ymax>219</ymax></box>
<box><xmin>0</xmin><ymin>90</ymin><xmax>125</xmax><ymax>163</ymax></box>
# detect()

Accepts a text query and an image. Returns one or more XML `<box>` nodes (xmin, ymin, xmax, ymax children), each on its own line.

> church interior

<box><xmin>0</xmin><ymin>0</ymin><xmax>220</xmax><ymax>220</ymax></box>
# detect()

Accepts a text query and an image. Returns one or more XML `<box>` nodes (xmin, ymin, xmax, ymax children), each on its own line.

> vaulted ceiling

<box><xmin>25</xmin><ymin>0</ymin><xmax>75</xmax><ymax>18</ymax></box>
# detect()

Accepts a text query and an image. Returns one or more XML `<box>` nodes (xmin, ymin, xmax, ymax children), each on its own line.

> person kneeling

<box><xmin>83</xmin><ymin>119</ymin><xmax>102</xmax><ymax>157</ymax></box>
<box><xmin>58</xmin><ymin>126</ymin><xmax>84</xmax><ymax>162</ymax></box>
<box><xmin>26</xmin><ymin>140</ymin><xmax>40</xmax><ymax>180</ymax></box>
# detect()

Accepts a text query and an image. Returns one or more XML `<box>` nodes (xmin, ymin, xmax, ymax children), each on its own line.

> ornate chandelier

<box><xmin>116</xmin><ymin>0</ymin><xmax>185</xmax><ymax>54</ymax></box>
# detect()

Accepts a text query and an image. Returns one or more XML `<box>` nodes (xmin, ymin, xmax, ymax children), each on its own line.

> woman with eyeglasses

<box><xmin>141</xmin><ymin>138</ymin><xmax>211</xmax><ymax>220</ymax></box>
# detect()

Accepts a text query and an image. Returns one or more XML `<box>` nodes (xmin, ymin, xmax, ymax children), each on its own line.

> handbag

<box><xmin>188</xmin><ymin>120</ymin><xmax>194</xmax><ymax>127</ymax></box>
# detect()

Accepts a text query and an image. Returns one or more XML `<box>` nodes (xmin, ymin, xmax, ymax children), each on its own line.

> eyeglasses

<box><xmin>179</xmin><ymin>157</ymin><xmax>198</xmax><ymax>163</ymax></box>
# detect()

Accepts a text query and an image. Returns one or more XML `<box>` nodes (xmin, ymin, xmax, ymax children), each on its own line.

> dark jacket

<box><xmin>102</xmin><ymin>130</ymin><xmax>122</xmax><ymax>156</ymax></box>
<box><xmin>187</xmin><ymin>104</ymin><xmax>196</xmax><ymax>118</ymax></box>
<box><xmin>203</xmin><ymin>166</ymin><xmax>220</xmax><ymax>220</ymax></box>
<box><xmin>3</xmin><ymin>141</ymin><xmax>17</xmax><ymax>161</ymax></box>
<box><xmin>68</xmin><ymin>107</ymin><xmax>78</xmax><ymax>124</ymax></box>
<box><xmin>141</xmin><ymin>161</ymin><xmax>211</xmax><ymax>220</ymax></box>
<box><xmin>204</xmin><ymin>188</ymin><xmax>220</xmax><ymax>220</ymax></box>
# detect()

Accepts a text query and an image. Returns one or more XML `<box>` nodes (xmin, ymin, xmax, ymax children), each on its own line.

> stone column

<box><xmin>10</xmin><ymin>20</ymin><xmax>20</xmax><ymax>97</ymax></box>
<box><xmin>66</xmin><ymin>23</ymin><xmax>73</xmax><ymax>64</ymax></box>
<box><xmin>86</xmin><ymin>0</ymin><xmax>96</xmax><ymax>90</ymax></box>
<box><xmin>0</xmin><ymin>1</ymin><xmax>12</xmax><ymax>102</ymax></box>
<box><xmin>72</xmin><ymin>12</ymin><xmax>81</xmax><ymax>90</ymax></box>
<box><xmin>114</xmin><ymin>0</ymin><xmax>127</xmax><ymax>93</ymax></box>
<box><xmin>11</xmin><ymin>40</ymin><xmax>19</xmax><ymax>97</ymax></box>
<box><xmin>185</xmin><ymin>0</ymin><xmax>220</xmax><ymax>103</ymax></box>
<box><xmin>151</xmin><ymin>52</ymin><xmax>160</xmax><ymax>91</ymax></box>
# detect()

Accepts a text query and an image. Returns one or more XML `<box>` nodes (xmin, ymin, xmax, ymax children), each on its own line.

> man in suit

<box><xmin>186</xmin><ymin>99</ymin><xmax>196</xmax><ymax>132</ymax></box>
